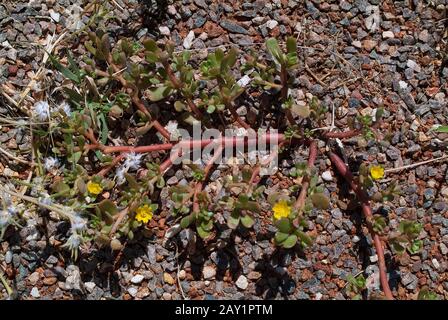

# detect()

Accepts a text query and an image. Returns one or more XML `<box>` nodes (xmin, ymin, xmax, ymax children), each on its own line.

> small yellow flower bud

<box><xmin>370</xmin><ymin>165</ymin><xmax>385</xmax><ymax>180</ymax></box>
<box><xmin>135</xmin><ymin>204</ymin><xmax>153</xmax><ymax>224</ymax></box>
<box><xmin>86</xmin><ymin>181</ymin><xmax>103</xmax><ymax>195</ymax></box>
<box><xmin>272</xmin><ymin>200</ymin><xmax>291</xmax><ymax>220</ymax></box>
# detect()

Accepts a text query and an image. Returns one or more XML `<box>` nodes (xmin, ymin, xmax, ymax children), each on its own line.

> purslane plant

<box><xmin>3</xmin><ymin>32</ymin><xmax>433</xmax><ymax>300</ymax></box>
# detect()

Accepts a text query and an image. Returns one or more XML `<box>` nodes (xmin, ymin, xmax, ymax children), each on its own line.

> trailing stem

<box><xmin>293</xmin><ymin>140</ymin><xmax>318</xmax><ymax>211</ymax></box>
<box><xmin>328</xmin><ymin>152</ymin><xmax>394</xmax><ymax>300</ymax></box>
<box><xmin>193</xmin><ymin>144</ymin><xmax>224</xmax><ymax>213</ymax></box>
<box><xmin>323</xmin><ymin>129</ymin><xmax>362</xmax><ymax>139</ymax></box>
<box><xmin>161</xmin><ymin>60</ymin><xmax>203</xmax><ymax>119</ymax></box>
<box><xmin>82</xmin><ymin>133</ymin><xmax>288</xmax><ymax>178</ymax></box>
<box><xmin>247</xmin><ymin>141</ymin><xmax>286</xmax><ymax>193</ymax></box>
<box><xmin>94</xmin><ymin>68</ymin><xmax>170</xmax><ymax>140</ymax></box>
<box><xmin>280</xmin><ymin>65</ymin><xmax>295</xmax><ymax>125</ymax></box>
<box><xmin>89</xmin><ymin>134</ymin><xmax>286</xmax><ymax>155</ymax></box>
<box><xmin>226</xmin><ymin>101</ymin><xmax>251</xmax><ymax>129</ymax></box>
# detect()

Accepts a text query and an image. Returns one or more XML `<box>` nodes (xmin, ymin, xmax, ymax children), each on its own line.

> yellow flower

<box><xmin>135</xmin><ymin>204</ymin><xmax>153</xmax><ymax>223</ymax></box>
<box><xmin>272</xmin><ymin>200</ymin><xmax>291</xmax><ymax>220</ymax></box>
<box><xmin>370</xmin><ymin>165</ymin><xmax>385</xmax><ymax>180</ymax></box>
<box><xmin>87</xmin><ymin>181</ymin><xmax>103</xmax><ymax>195</ymax></box>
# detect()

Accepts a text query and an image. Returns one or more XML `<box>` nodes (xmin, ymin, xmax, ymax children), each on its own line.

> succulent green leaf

<box><xmin>180</xmin><ymin>214</ymin><xmax>195</xmax><ymax>228</ymax></box>
<box><xmin>242</xmin><ymin>168</ymin><xmax>252</xmax><ymax>182</ymax></box>
<box><xmin>240</xmin><ymin>215</ymin><xmax>255</xmax><ymax>228</ymax></box>
<box><xmin>98</xmin><ymin>199</ymin><xmax>118</xmax><ymax>216</ymax></box>
<box><xmin>296</xmin><ymin>230</ymin><xmax>313</xmax><ymax>247</ymax></box>
<box><xmin>391</xmin><ymin>240</ymin><xmax>406</xmax><ymax>254</ymax></box>
<box><xmin>311</xmin><ymin>192</ymin><xmax>330</xmax><ymax>210</ymax></box>
<box><xmin>124</xmin><ymin>173</ymin><xmax>140</xmax><ymax>190</ymax></box>
<box><xmin>68</xmin><ymin>151</ymin><xmax>82</xmax><ymax>164</ymax></box>
<box><xmin>143</xmin><ymin>39</ymin><xmax>158</xmax><ymax>52</ymax></box>
<box><xmin>282</xmin><ymin>234</ymin><xmax>298</xmax><ymax>248</ymax></box>
<box><xmin>221</xmin><ymin>48</ymin><xmax>237</xmax><ymax>71</ymax></box>
<box><xmin>266</xmin><ymin>38</ymin><xmax>284</xmax><ymax>65</ymax></box>
<box><xmin>145</xmin><ymin>51</ymin><xmax>159</xmax><ymax>63</ymax></box>
<box><xmin>276</xmin><ymin>218</ymin><xmax>292</xmax><ymax>234</ymax></box>
<box><xmin>174</xmin><ymin>101</ymin><xmax>186</xmax><ymax>112</ymax></box>
<box><xmin>147</xmin><ymin>86</ymin><xmax>172</xmax><ymax>102</ymax></box>
<box><xmin>197</xmin><ymin>224</ymin><xmax>211</xmax><ymax>239</ymax></box>
<box><xmin>207</xmin><ymin>105</ymin><xmax>216</xmax><ymax>114</ymax></box>
<box><xmin>51</xmin><ymin>180</ymin><xmax>70</xmax><ymax>194</ymax></box>
<box><xmin>274</xmin><ymin>231</ymin><xmax>289</xmax><ymax>244</ymax></box>
<box><xmin>156</xmin><ymin>176</ymin><xmax>165</xmax><ymax>188</ymax></box>
<box><xmin>227</xmin><ymin>212</ymin><xmax>240</xmax><ymax>229</ymax></box>
<box><xmin>398</xmin><ymin>220</ymin><xmax>422</xmax><ymax>239</ymax></box>
<box><xmin>201</xmin><ymin>219</ymin><xmax>214</xmax><ymax>232</ymax></box>
<box><xmin>418</xmin><ymin>287</ymin><xmax>439</xmax><ymax>300</ymax></box>
<box><xmin>85</xmin><ymin>41</ymin><xmax>96</xmax><ymax>56</ymax></box>
<box><xmin>290</xmin><ymin>103</ymin><xmax>310</xmax><ymax>118</ymax></box>
<box><xmin>408</xmin><ymin>239</ymin><xmax>423</xmax><ymax>255</ymax></box>
<box><xmin>286</xmin><ymin>37</ymin><xmax>297</xmax><ymax>55</ymax></box>
<box><xmin>435</xmin><ymin>125</ymin><xmax>448</xmax><ymax>133</ymax></box>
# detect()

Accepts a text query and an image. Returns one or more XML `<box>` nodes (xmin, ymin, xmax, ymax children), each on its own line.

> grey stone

<box><xmin>235</xmin><ymin>275</ymin><xmax>248</xmax><ymax>290</ymax></box>
<box><xmin>131</xmin><ymin>274</ymin><xmax>145</xmax><ymax>284</ymax></box>
<box><xmin>5</xmin><ymin>251</ymin><xmax>12</xmax><ymax>264</ymax></box>
<box><xmin>45</xmin><ymin>255</ymin><xmax>58</xmax><ymax>265</ymax></box>
<box><xmin>28</xmin><ymin>272</ymin><xmax>40</xmax><ymax>285</ymax></box>
<box><xmin>302</xmin><ymin>277</ymin><xmax>319</xmax><ymax>289</ymax></box>
<box><xmin>331</xmin><ymin>208</ymin><xmax>343</xmax><ymax>219</ymax></box>
<box><xmin>340</xmin><ymin>1</ymin><xmax>352</xmax><ymax>11</ymax></box>
<box><xmin>322</xmin><ymin>171</ymin><xmax>333</xmax><ymax>182</ymax></box>
<box><xmin>441</xmin><ymin>243</ymin><xmax>448</xmax><ymax>255</ymax></box>
<box><xmin>401</xmin><ymin>272</ymin><xmax>418</xmax><ymax>289</ymax></box>
<box><xmin>220</xmin><ymin>20</ymin><xmax>249</xmax><ymax>34</ymax></box>
<box><xmin>193</xmin><ymin>15</ymin><xmax>207</xmax><ymax>28</ymax></box>
<box><xmin>183</xmin><ymin>30</ymin><xmax>195</xmax><ymax>49</ymax></box>
<box><xmin>128</xmin><ymin>287</ymin><xmax>138</xmax><ymax>297</ymax></box>
<box><xmin>30</xmin><ymin>287</ymin><xmax>40</xmax><ymax>298</ymax></box>
<box><xmin>419</xmin><ymin>30</ymin><xmax>430</xmax><ymax>42</ymax></box>
<box><xmin>386</xmin><ymin>146</ymin><xmax>401</xmax><ymax>160</ymax></box>
<box><xmin>147</xmin><ymin>245</ymin><xmax>157</xmax><ymax>264</ymax></box>
<box><xmin>331</xmin><ymin>230</ymin><xmax>346</xmax><ymax>242</ymax></box>
<box><xmin>402</xmin><ymin>35</ymin><xmax>415</xmax><ymax>46</ymax></box>
<box><xmin>84</xmin><ymin>281</ymin><xmax>96</xmax><ymax>293</ymax></box>
<box><xmin>202</xmin><ymin>266</ymin><xmax>216</xmax><ymax>279</ymax></box>
<box><xmin>64</xmin><ymin>265</ymin><xmax>83</xmax><ymax>291</ymax></box>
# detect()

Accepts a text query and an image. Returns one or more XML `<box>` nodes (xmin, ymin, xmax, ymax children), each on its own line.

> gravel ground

<box><xmin>0</xmin><ymin>0</ymin><xmax>447</xmax><ymax>300</ymax></box>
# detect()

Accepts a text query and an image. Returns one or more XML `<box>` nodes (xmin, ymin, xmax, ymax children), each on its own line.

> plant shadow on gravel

<box><xmin>138</xmin><ymin>0</ymin><xmax>168</xmax><ymax>31</ymax></box>
<box><xmin>333</xmin><ymin>156</ymin><xmax>401</xmax><ymax>294</ymax></box>
<box><xmin>76</xmin><ymin>236</ymin><xmax>154</xmax><ymax>298</ymax></box>
<box><xmin>4</xmin><ymin>221</ymin><xmax>156</xmax><ymax>299</ymax></box>
<box><xmin>168</xmin><ymin>230</ymin><xmax>244</xmax><ymax>283</ymax></box>
<box><xmin>253</xmin><ymin>248</ymin><xmax>303</xmax><ymax>299</ymax></box>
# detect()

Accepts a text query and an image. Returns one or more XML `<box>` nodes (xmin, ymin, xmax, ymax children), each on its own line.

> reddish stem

<box><xmin>95</xmin><ymin>68</ymin><xmax>170</xmax><ymax>140</ymax></box>
<box><xmin>186</xmin><ymin>98</ymin><xmax>203</xmax><ymax>119</ymax></box>
<box><xmin>247</xmin><ymin>141</ymin><xmax>285</xmax><ymax>191</ymax></box>
<box><xmin>226</xmin><ymin>101</ymin><xmax>251</xmax><ymax>129</ymax></box>
<box><xmin>93</xmin><ymin>134</ymin><xmax>286</xmax><ymax>178</ymax></box>
<box><xmin>280</xmin><ymin>66</ymin><xmax>288</xmax><ymax>100</ymax></box>
<box><xmin>280</xmin><ymin>66</ymin><xmax>295</xmax><ymax>125</ymax></box>
<box><xmin>102</xmin><ymin>143</ymin><xmax>174</xmax><ymax>154</ymax></box>
<box><xmin>159</xmin><ymin>148</ymin><xmax>182</xmax><ymax>173</ymax></box>
<box><xmin>328</xmin><ymin>152</ymin><xmax>394</xmax><ymax>300</ymax></box>
<box><xmin>84</xmin><ymin>128</ymin><xmax>99</xmax><ymax>145</ymax></box>
<box><xmin>293</xmin><ymin>140</ymin><xmax>318</xmax><ymax>210</ymax></box>
<box><xmin>97</xmin><ymin>154</ymin><xmax>125</xmax><ymax>177</ymax></box>
<box><xmin>162</xmin><ymin>60</ymin><xmax>203</xmax><ymax>119</ymax></box>
<box><xmin>193</xmin><ymin>144</ymin><xmax>223</xmax><ymax>213</ymax></box>
<box><xmin>102</xmin><ymin>134</ymin><xmax>285</xmax><ymax>154</ymax></box>
<box><xmin>324</xmin><ymin>129</ymin><xmax>362</xmax><ymax>139</ymax></box>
